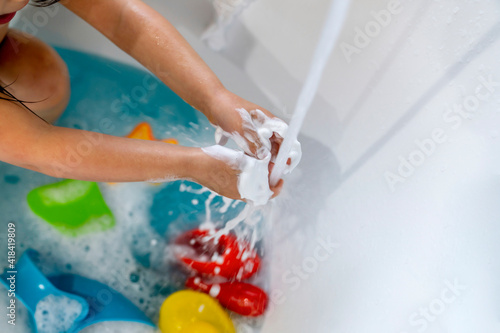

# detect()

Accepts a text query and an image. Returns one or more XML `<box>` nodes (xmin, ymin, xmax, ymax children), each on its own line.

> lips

<box><xmin>0</xmin><ymin>12</ymin><xmax>16</xmax><ymax>25</ymax></box>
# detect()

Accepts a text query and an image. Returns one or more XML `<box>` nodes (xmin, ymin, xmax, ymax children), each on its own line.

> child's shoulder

<box><xmin>0</xmin><ymin>29</ymin><xmax>70</xmax><ymax>123</ymax></box>
<box><xmin>0</xmin><ymin>29</ymin><xmax>65</xmax><ymax>78</ymax></box>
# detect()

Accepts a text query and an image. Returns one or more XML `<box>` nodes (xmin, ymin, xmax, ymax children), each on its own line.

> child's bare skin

<box><xmin>0</xmin><ymin>29</ymin><xmax>70</xmax><ymax>122</ymax></box>
<box><xmin>0</xmin><ymin>0</ymin><xmax>285</xmax><ymax>201</ymax></box>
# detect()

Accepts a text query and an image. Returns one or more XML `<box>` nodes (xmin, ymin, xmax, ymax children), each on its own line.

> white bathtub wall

<box><xmin>236</xmin><ymin>1</ymin><xmax>500</xmax><ymax>333</ymax></box>
<box><xmin>11</xmin><ymin>1</ymin><xmax>500</xmax><ymax>333</ymax></box>
<box><xmin>232</xmin><ymin>0</ymin><xmax>500</xmax><ymax>332</ymax></box>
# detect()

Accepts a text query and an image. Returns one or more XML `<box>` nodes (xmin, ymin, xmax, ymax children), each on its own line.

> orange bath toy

<box><xmin>126</xmin><ymin>122</ymin><xmax>178</xmax><ymax>144</ymax></box>
<box><xmin>108</xmin><ymin>122</ymin><xmax>178</xmax><ymax>185</ymax></box>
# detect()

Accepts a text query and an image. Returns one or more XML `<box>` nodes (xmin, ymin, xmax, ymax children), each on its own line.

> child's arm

<box><xmin>0</xmin><ymin>100</ymin><xmax>248</xmax><ymax>199</ymax></box>
<box><xmin>61</xmin><ymin>0</ymin><xmax>284</xmax><ymax>158</ymax></box>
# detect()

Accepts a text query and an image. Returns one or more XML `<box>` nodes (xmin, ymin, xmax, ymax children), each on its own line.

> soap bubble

<box><xmin>34</xmin><ymin>295</ymin><xmax>83</xmax><ymax>333</ymax></box>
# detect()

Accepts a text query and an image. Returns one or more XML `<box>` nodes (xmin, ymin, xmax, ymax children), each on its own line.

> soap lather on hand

<box><xmin>204</xmin><ymin>108</ymin><xmax>302</xmax><ymax>206</ymax></box>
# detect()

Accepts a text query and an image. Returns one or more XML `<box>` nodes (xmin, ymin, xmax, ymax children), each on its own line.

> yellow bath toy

<box><xmin>159</xmin><ymin>290</ymin><xmax>235</xmax><ymax>333</ymax></box>
<box><xmin>126</xmin><ymin>122</ymin><xmax>179</xmax><ymax>144</ymax></box>
<box><xmin>182</xmin><ymin>322</ymin><xmax>219</xmax><ymax>333</ymax></box>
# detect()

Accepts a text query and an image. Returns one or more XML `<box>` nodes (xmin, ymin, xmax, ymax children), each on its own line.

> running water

<box><xmin>204</xmin><ymin>0</ymin><xmax>351</xmax><ymax>241</ymax></box>
<box><xmin>270</xmin><ymin>0</ymin><xmax>351</xmax><ymax>186</ymax></box>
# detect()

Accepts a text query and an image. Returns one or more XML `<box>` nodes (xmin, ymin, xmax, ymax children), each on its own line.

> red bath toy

<box><xmin>174</xmin><ymin>229</ymin><xmax>261</xmax><ymax>281</ymax></box>
<box><xmin>186</xmin><ymin>277</ymin><xmax>268</xmax><ymax>317</ymax></box>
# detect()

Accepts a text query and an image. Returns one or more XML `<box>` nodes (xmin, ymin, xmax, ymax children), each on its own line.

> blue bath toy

<box><xmin>0</xmin><ymin>250</ymin><xmax>155</xmax><ymax>332</ymax></box>
<box><xmin>150</xmin><ymin>180</ymin><xmax>246</xmax><ymax>237</ymax></box>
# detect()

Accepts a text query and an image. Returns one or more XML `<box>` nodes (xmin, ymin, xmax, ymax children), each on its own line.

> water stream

<box><xmin>270</xmin><ymin>0</ymin><xmax>351</xmax><ymax>185</ymax></box>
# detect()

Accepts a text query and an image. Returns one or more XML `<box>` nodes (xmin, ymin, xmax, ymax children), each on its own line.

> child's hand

<box><xmin>194</xmin><ymin>146</ymin><xmax>284</xmax><ymax>204</ymax></box>
<box><xmin>206</xmin><ymin>91</ymin><xmax>286</xmax><ymax>160</ymax></box>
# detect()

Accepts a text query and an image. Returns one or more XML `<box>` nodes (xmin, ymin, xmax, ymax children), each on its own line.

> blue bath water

<box><xmin>0</xmin><ymin>48</ymin><xmax>256</xmax><ymax>332</ymax></box>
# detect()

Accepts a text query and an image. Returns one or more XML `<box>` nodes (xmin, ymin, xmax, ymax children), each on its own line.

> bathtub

<box><xmin>6</xmin><ymin>0</ymin><xmax>500</xmax><ymax>332</ymax></box>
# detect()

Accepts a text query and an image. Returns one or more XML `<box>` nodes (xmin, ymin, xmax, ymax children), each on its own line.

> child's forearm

<box><xmin>34</xmin><ymin>126</ymin><xmax>204</xmax><ymax>183</ymax></box>
<box><xmin>63</xmin><ymin>0</ymin><xmax>225</xmax><ymax>120</ymax></box>
<box><xmin>0</xmin><ymin>101</ymin><xmax>241</xmax><ymax>198</ymax></box>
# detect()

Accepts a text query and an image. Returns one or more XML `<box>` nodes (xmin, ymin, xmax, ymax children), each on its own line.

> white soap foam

<box><xmin>215</xmin><ymin>108</ymin><xmax>302</xmax><ymax>170</ymax></box>
<box><xmin>1</xmin><ymin>168</ymin><xmax>265</xmax><ymax>333</ymax></box>
<box><xmin>41</xmin><ymin>181</ymin><xmax>93</xmax><ymax>206</ymax></box>
<box><xmin>210</xmin><ymin>108</ymin><xmax>302</xmax><ymax>205</ymax></box>
<box><xmin>205</xmin><ymin>203</ymin><xmax>265</xmax><ymax>267</ymax></box>
<box><xmin>0</xmin><ymin>293</ymin><xmax>31</xmax><ymax>332</ymax></box>
<box><xmin>202</xmin><ymin>145</ymin><xmax>274</xmax><ymax>206</ymax></box>
<box><xmin>145</xmin><ymin>175</ymin><xmax>181</xmax><ymax>183</ymax></box>
<box><xmin>209</xmin><ymin>284</ymin><xmax>221</xmax><ymax>298</ymax></box>
<box><xmin>219</xmin><ymin>197</ymin><xmax>233</xmax><ymax>213</ymax></box>
<box><xmin>34</xmin><ymin>295</ymin><xmax>83</xmax><ymax>333</ymax></box>
<box><xmin>205</xmin><ymin>192</ymin><xmax>218</xmax><ymax>222</ymax></box>
<box><xmin>80</xmin><ymin>321</ymin><xmax>159</xmax><ymax>333</ymax></box>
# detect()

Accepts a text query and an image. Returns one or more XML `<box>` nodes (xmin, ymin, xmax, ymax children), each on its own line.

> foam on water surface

<box><xmin>0</xmin><ymin>48</ymin><xmax>267</xmax><ymax>333</ymax></box>
<box><xmin>80</xmin><ymin>322</ymin><xmax>160</xmax><ymax>333</ymax></box>
<box><xmin>34</xmin><ymin>295</ymin><xmax>83</xmax><ymax>333</ymax></box>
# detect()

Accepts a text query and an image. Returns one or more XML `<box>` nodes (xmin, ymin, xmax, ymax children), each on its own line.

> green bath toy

<box><xmin>27</xmin><ymin>180</ymin><xmax>115</xmax><ymax>237</ymax></box>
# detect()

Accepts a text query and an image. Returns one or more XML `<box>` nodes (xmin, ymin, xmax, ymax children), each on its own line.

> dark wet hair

<box><xmin>32</xmin><ymin>0</ymin><xmax>61</xmax><ymax>7</ymax></box>
<box><xmin>0</xmin><ymin>83</ymin><xmax>49</xmax><ymax>123</ymax></box>
<box><xmin>0</xmin><ymin>0</ymin><xmax>60</xmax><ymax>122</ymax></box>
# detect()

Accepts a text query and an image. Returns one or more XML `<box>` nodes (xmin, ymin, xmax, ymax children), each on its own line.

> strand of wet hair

<box><xmin>31</xmin><ymin>0</ymin><xmax>61</xmax><ymax>7</ymax></box>
<box><xmin>0</xmin><ymin>84</ymin><xmax>50</xmax><ymax>124</ymax></box>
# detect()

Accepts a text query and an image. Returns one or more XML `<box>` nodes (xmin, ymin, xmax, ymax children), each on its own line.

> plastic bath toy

<box><xmin>126</xmin><ymin>122</ymin><xmax>178</xmax><ymax>144</ymax></box>
<box><xmin>159</xmin><ymin>290</ymin><xmax>235</xmax><ymax>333</ymax></box>
<box><xmin>27</xmin><ymin>179</ymin><xmax>115</xmax><ymax>237</ymax></box>
<box><xmin>174</xmin><ymin>228</ymin><xmax>261</xmax><ymax>281</ymax></box>
<box><xmin>149</xmin><ymin>181</ymin><xmax>246</xmax><ymax>237</ymax></box>
<box><xmin>1</xmin><ymin>250</ymin><xmax>89</xmax><ymax>332</ymax></box>
<box><xmin>0</xmin><ymin>250</ymin><xmax>155</xmax><ymax>332</ymax></box>
<box><xmin>186</xmin><ymin>277</ymin><xmax>268</xmax><ymax>317</ymax></box>
<box><xmin>174</xmin><ymin>229</ymin><xmax>268</xmax><ymax>317</ymax></box>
